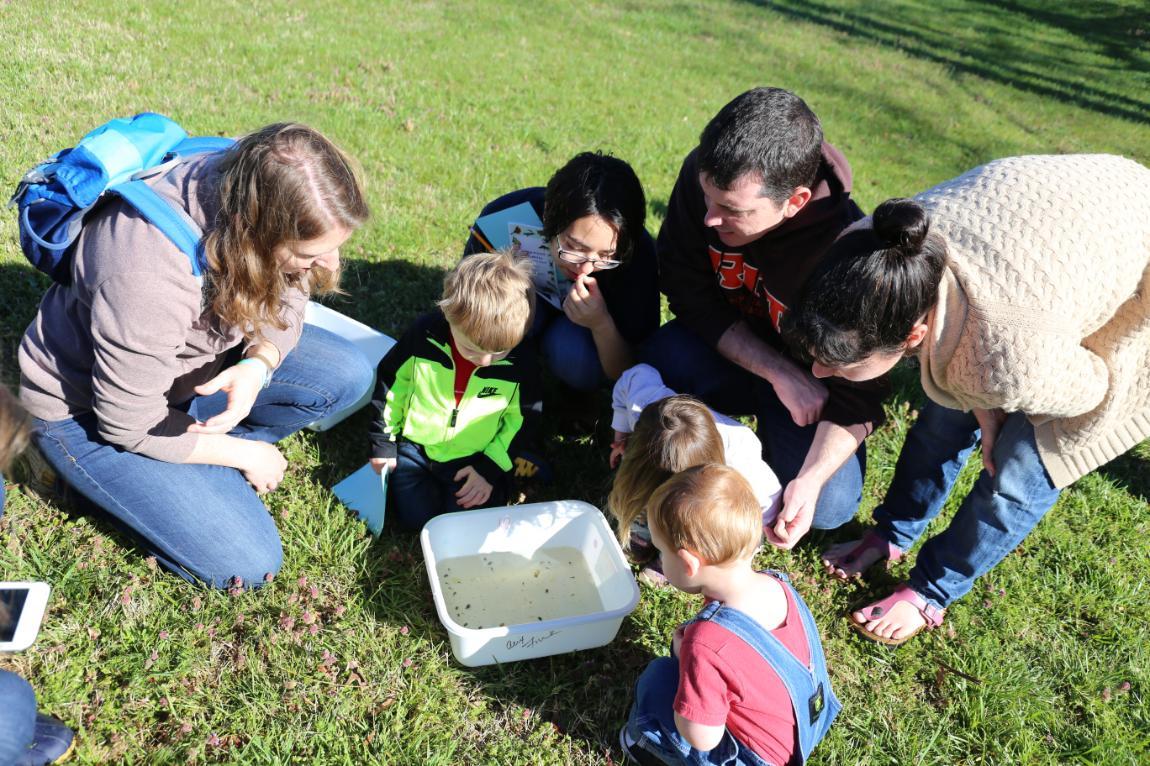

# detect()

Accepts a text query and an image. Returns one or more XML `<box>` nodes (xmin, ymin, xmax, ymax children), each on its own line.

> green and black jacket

<box><xmin>368</xmin><ymin>310</ymin><xmax>541</xmax><ymax>484</ymax></box>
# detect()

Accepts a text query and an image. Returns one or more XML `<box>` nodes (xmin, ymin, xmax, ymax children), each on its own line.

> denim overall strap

<box><xmin>694</xmin><ymin>600</ymin><xmax>724</xmax><ymax>622</ymax></box>
<box><xmin>696</xmin><ymin>577</ymin><xmax>840</xmax><ymax>763</ymax></box>
<box><xmin>764</xmin><ymin>568</ymin><xmax>791</xmax><ymax>584</ymax></box>
<box><xmin>776</xmin><ymin>577</ymin><xmax>842</xmax><ymax>759</ymax></box>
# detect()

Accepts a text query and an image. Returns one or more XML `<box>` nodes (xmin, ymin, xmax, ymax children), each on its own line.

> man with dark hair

<box><xmin>642</xmin><ymin>86</ymin><xmax>886</xmax><ymax>552</ymax></box>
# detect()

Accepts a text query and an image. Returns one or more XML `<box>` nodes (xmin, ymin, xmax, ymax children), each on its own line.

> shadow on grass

<box><xmin>316</xmin><ymin>253</ymin><xmax>448</xmax><ymax>340</ymax></box>
<box><xmin>464</xmin><ymin>619</ymin><xmax>656</xmax><ymax>751</ymax></box>
<box><xmin>353</xmin><ymin>546</ymin><xmax>655</xmax><ymax>757</ymax></box>
<box><xmin>1096</xmin><ymin>449</ymin><xmax>1150</xmax><ymax>504</ymax></box>
<box><xmin>0</xmin><ymin>263</ymin><xmax>54</xmax><ymax>388</ymax></box>
<box><xmin>743</xmin><ymin>0</ymin><xmax>1149</xmax><ymax>124</ymax></box>
<box><xmin>649</xmin><ymin>198</ymin><xmax>669</xmax><ymax>222</ymax></box>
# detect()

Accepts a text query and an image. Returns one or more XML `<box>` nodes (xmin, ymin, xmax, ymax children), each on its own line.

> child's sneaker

<box><xmin>19</xmin><ymin>713</ymin><xmax>75</xmax><ymax>765</ymax></box>
<box><xmin>510</xmin><ymin>448</ymin><xmax>554</xmax><ymax>485</ymax></box>
<box><xmin>618</xmin><ymin>725</ymin><xmax>662</xmax><ymax>766</ymax></box>
<box><xmin>627</xmin><ymin>531</ymin><xmax>657</xmax><ymax>566</ymax></box>
<box><xmin>636</xmin><ymin>557</ymin><xmax>669</xmax><ymax>589</ymax></box>
<box><xmin>11</xmin><ymin>443</ymin><xmax>60</xmax><ymax>504</ymax></box>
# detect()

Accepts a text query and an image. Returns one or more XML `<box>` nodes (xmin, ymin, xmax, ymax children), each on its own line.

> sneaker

<box><xmin>627</xmin><ymin>532</ymin><xmax>657</xmax><ymax>567</ymax></box>
<box><xmin>19</xmin><ymin>713</ymin><xmax>75</xmax><ymax>765</ymax></box>
<box><xmin>618</xmin><ymin>725</ymin><xmax>663</xmax><ymax>766</ymax></box>
<box><xmin>637</xmin><ymin>557</ymin><xmax>669</xmax><ymax>589</ymax></box>
<box><xmin>510</xmin><ymin>449</ymin><xmax>554</xmax><ymax>484</ymax></box>
<box><xmin>11</xmin><ymin>443</ymin><xmax>59</xmax><ymax>504</ymax></box>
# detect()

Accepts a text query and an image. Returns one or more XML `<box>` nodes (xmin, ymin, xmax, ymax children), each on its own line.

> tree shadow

<box><xmin>743</xmin><ymin>0</ymin><xmax>1149</xmax><ymax>124</ymax></box>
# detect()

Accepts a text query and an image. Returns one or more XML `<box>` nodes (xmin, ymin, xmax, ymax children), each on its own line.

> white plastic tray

<box><xmin>421</xmin><ymin>500</ymin><xmax>640</xmax><ymax>667</ymax></box>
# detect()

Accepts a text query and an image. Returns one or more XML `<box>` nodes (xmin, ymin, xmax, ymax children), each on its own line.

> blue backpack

<box><xmin>8</xmin><ymin>113</ymin><xmax>235</xmax><ymax>285</ymax></box>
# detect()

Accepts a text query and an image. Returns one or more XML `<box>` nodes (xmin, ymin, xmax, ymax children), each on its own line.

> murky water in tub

<box><xmin>437</xmin><ymin>547</ymin><xmax>604</xmax><ymax>629</ymax></box>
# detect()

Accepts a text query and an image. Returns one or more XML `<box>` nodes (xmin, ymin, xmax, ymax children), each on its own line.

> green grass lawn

<box><xmin>2</xmin><ymin>1</ymin><xmax>1148</xmax><ymax>763</ymax></box>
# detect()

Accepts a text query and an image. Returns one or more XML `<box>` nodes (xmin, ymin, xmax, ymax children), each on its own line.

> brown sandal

<box><xmin>851</xmin><ymin>585</ymin><xmax>945</xmax><ymax>646</ymax></box>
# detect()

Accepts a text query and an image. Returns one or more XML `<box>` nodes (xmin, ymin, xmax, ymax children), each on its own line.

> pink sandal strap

<box><xmin>860</xmin><ymin>584</ymin><xmax>945</xmax><ymax>628</ymax></box>
<box><xmin>854</xmin><ymin>530</ymin><xmax>903</xmax><ymax>565</ymax></box>
<box><xmin>826</xmin><ymin>529</ymin><xmax>903</xmax><ymax>571</ymax></box>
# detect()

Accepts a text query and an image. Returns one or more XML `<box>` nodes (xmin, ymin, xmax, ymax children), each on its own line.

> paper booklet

<box><xmin>474</xmin><ymin>202</ymin><xmax>570</xmax><ymax>311</ymax></box>
<box><xmin>333</xmin><ymin>463</ymin><xmax>388</xmax><ymax>537</ymax></box>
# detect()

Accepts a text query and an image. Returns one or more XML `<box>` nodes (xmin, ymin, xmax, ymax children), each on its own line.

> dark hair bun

<box><xmin>873</xmin><ymin>198</ymin><xmax>929</xmax><ymax>253</ymax></box>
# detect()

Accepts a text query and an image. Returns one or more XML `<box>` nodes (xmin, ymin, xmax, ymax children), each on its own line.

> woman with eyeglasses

<box><xmin>463</xmin><ymin>152</ymin><xmax>659</xmax><ymax>392</ymax></box>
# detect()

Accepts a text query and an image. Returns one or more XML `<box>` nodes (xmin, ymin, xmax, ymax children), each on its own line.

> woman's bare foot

<box><xmin>852</xmin><ymin>600</ymin><xmax>927</xmax><ymax>642</ymax></box>
<box><xmin>850</xmin><ymin>585</ymin><xmax>945</xmax><ymax>646</ymax></box>
<box><xmin>821</xmin><ymin>530</ymin><xmax>902</xmax><ymax>580</ymax></box>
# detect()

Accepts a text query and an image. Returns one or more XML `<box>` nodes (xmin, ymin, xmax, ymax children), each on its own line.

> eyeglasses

<box><xmin>553</xmin><ymin>238</ymin><xmax>622</xmax><ymax>270</ymax></box>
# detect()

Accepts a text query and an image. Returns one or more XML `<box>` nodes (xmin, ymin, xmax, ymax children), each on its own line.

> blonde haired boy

<box><xmin>368</xmin><ymin>251</ymin><xmax>539</xmax><ymax>530</ymax></box>
<box><xmin>620</xmin><ymin>464</ymin><xmax>839</xmax><ymax>766</ymax></box>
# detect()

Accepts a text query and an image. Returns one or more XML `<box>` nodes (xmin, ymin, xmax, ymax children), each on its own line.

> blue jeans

<box><xmin>640</xmin><ymin>320</ymin><xmax>864</xmax><ymax>531</ymax></box>
<box><xmin>30</xmin><ymin>325</ymin><xmax>373</xmax><ymax>588</ymax></box>
<box><xmin>389</xmin><ymin>440</ymin><xmax>509</xmax><ymax>531</ymax></box>
<box><xmin>625</xmin><ymin>657</ymin><xmax>773</xmax><ymax>766</ymax></box>
<box><xmin>531</xmin><ymin>302</ymin><xmax>605</xmax><ymax>392</ymax></box>
<box><xmin>873</xmin><ymin>399</ymin><xmax>1062</xmax><ymax>610</ymax></box>
<box><xmin>0</xmin><ymin>670</ymin><xmax>36</xmax><ymax>765</ymax></box>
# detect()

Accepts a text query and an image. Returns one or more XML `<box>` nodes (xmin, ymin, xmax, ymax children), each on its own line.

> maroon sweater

<box><xmin>657</xmin><ymin>144</ymin><xmax>888</xmax><ymax>427</ymax></box>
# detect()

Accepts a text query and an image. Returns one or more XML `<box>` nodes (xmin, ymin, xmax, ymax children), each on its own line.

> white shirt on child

<box><xmin>611</xmin><ymin>364</ymin><xmax>783</xmax><ymax>524</ymax></box>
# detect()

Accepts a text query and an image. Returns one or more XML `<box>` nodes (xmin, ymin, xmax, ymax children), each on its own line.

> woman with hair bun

<box><xmin>18</xmin><ymin>123</ymin><xmax>375</xmax><ymax>589</ymax></box>
<box><xmin>785</xmin><ymin>154</ymin><xmax>1150</xmax><ymax>645</ymax></box>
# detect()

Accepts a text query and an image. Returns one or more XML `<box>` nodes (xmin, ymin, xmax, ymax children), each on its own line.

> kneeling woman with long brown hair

<box><xmin>18</xmin><ymin>123</ymin><xmax>374</xmax><ymax>588</ymax></box>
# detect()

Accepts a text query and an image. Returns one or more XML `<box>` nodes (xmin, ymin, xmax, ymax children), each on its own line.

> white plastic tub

<box><xmin>421</xmin><ymin>500</ymin><xmax>640</xmax><ymax>667</ymax></box>
<box><xmin>302</xmin><ymin>301</ymin><xmax>395</xmax><ymax>431</ymax></box>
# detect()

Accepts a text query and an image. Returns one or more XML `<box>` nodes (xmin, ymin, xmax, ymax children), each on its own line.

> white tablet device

<box><xmin>0</xmin><ymin>581</ymin><xmax>51</xmax><ymax>652</ymax></box>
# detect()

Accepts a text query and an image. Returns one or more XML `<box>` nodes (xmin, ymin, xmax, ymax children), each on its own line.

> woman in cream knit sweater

<box><xmin>785</xmin><ymin>154</ymin><xmax>1150</xmax><ymax>645</ymax></box>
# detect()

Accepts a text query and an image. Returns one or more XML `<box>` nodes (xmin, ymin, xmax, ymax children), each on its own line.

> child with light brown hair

<box><xmin>619</xmin><ymin>464</ymin><xmax>839</xmax><ymax>766</ymax></box>
<box><xmin>607</xmin><ymin>376</ymin><xmax>781</xmax><ymax>584</ymax></box>
<box><xmin>367</xmin><ymin>250</ymin><xmax>541</xmax><ymax>530</ymax></box>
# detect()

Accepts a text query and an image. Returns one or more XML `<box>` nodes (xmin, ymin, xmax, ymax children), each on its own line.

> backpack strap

<box><xmin>168</xmin><ymin>136</ymin><xmax>235</xmax><ymax>158</ymax></box>
<box><xmin>112</xmin><ymin>180</ymin><xmax>206</xmax><ymax>276</ymax></box>
<box><xmin>108</xmin><ymin>138</ymin><xmax>232</xmax><ymax>276</ymax></box>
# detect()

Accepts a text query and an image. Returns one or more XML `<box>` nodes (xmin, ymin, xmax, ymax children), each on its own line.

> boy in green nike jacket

<box><xmin>368</xmin><ymin>251</ymin><xmax>539</xmax><ymax>530</ymax></box>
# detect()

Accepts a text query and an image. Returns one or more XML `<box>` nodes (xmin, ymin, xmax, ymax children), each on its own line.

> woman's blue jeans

<box><xmin>530</xmin><ymin>302</ymin><xmax>606</xmax><ymax>392</ymax></box>
<box><xmin>625</xmin><ymin>657</ymin><xmax>772</xmax><ymax>766</ymax></box>
<box><xmin>0</xmin><ymin>670</ymin><xmax>37</xmax><ymax>765</ymax></box>
<box><xmin>639</xmin><ymin>320</ymin><xmax>864</xmax><ymax>531</ymax></box>
<box><xmin>873</xmin><ymin>399</ymin><xmax>1063</xmax><ymax>610</ymax></box>
<box><xmin>29</xmin><ymin>325</ymin><xmax>373</xmax><ymax>589</ymax></box>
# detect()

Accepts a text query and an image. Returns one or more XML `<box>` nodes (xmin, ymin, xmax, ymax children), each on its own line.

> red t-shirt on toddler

<box><xmin>674</xmin><ymin>582</ymin><xmax>811</xmax><ymax>766</ymax></box>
